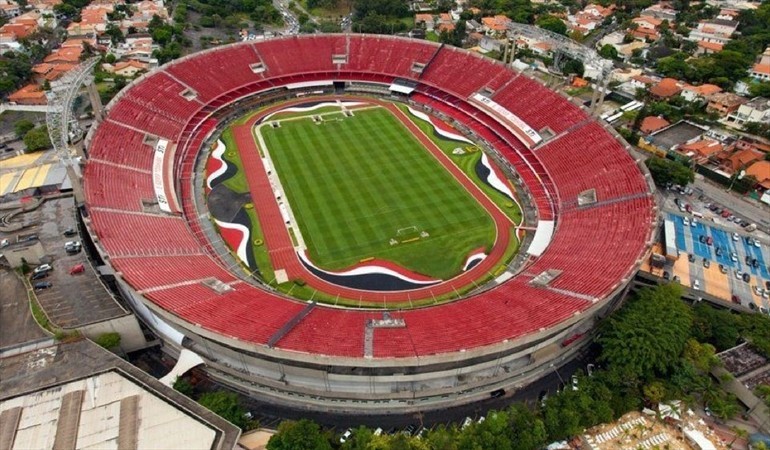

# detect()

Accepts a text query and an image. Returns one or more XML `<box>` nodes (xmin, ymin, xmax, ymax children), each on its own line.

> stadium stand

<box><xmin>493</xmin><ymin>76</ymin><xmax>588</xmax><ymax>134</ymax></box>
<box><xmin>84</xmin><ymin>35</ymin><xmax>653</xmax><ymax>366</ymax></box>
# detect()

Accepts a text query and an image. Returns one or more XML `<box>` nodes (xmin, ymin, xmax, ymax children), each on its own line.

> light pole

<box><xmin>727</xmin><ymin>169</ymin><xmax>745</xmax><ymax>193</ymax></box>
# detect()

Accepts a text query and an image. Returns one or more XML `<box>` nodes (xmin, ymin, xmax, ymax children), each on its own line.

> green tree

<box><xmin>172</xmin><ymin>377</ymin><xmax>195</xmax><ymax>397</ymax></box>
<box><xmin>598</xmin><ymin>284</ymin><xmax>693</xmax><ymax>380</ymax></box>
<box><xmin>267</xmin><ymin>419</ymin><xmax>333</xmax><ymax>450</ymax></box>
<box><xmin>750</xmin><ymin>81</ymin><xmax>770</xmax><ymax>98</ymax></box>
<box><xmin>23</xmin><ymin>126</ymin><xmax>51</xmax><ymax>152</ymax></box>
<box><xmin>645</xmin><ymin>156</ymin><xmax>695</xmax><ymax>187</ymax></box>
<box><xmin>198</xmin><ymin>391</ymin><xmax>253</xmax><ymax>430</ymax></box>
<box><xmin>598</xmin><ymin>44</ymin><xmax>618</xmax><ymax>60</ymax></box>
<box><xmin>14</xmin><ymin>119</ymin><xmax>35</xmax><ymax>138</ymax></box>
<box><xmin>535</xmin><ymin>15</ymin><xmax>566</xmax><ymax>35</ymax></box>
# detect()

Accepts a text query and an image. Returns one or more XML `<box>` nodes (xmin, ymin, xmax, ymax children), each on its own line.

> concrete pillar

<box><xmin>72</xmin><ymin>139</ymin><xmax>86</xmax><ymax>160</ymax></box>
<box><xmin>589</xmin><ymin>83</ymin><xmax>601</xmax><ymax>115</ymax></box>
<box><xmin>64</xmin><ymin>163</ymin><xmax>85</xmax><ymax>206</ymax></box>
<box><xmin>86</xmin><ymin>81</ymin><xmax>103</xmax><ymax>122</ymax></box>
<box><xmin>595</xmin><ymin>78</ymin><xmax>610</xmax><ymax>115</ymax></box>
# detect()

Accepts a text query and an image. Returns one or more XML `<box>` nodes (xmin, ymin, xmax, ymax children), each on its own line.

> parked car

<box><xmin>743</xmin><ymin>273</ymin><xmax>751</xmax><ymax>283</ymax></box>
<box><xmin>731</xmin><ymin>295</ymin><xmax>741</xmax><ymax>304</ymax></box>
<box><xmin>69</xmin><ymin>264</ymin><xmax>85</xmax><ymax>275</ymax></box>
<box><xmin>692</xmin><ymin>280</ymin><xmax>701</xmax><ymax>290</ymax></box>
<box><xmin>683</xmin><ymin>217</ymin><xmax>690</xmax><ymax>226</ymax></box>
<box><xmin>33</xmin><ymin>281</ymin><xmax>52</xmax><ymax>290</ymax></box>
<box><xmin>715</xmin><ymin>247</ymin><xmax>723</xmax><ymax>257</ymax></box>
<box><xmin>732</xmin><ymin>232</ymin><xmax>740</xmax><ymax>241</ymax></box>
<box><xmin>706</xmin><ymin>236</ymin><xmax>713</xmax><ymax>246</ymax></box>
<box><xmin>64</xmin><ymin>241</ymin><xmax>81</xmax><ymax>254</ymax></box>
<box><xmin>62</xmin><ymin>227</ymin><xmax>77</xmax><ymax>237</ymax></box>
<box><xmin>33</xmin><ymin>264</ymin><xmax>52</xmax><ymax>275</ymax></box>
<box><xmin>730</xmin><ymin>252</ymin><xmax>739</xmax><ymax>262</ymax></box>
<box><xmin>688</xmin><ymin>254</ymin><xmax>695</xmax><ymax>263</ymax></box>
<box><xmin>31</xmin><ymin>271</ymin><xmax>49</xmax><ymax>280</ymax></box>
<box><xmin>339</xmin><ymin>429</ymin><xmax>353</xmax><ymax>444</ymax></box>
<box><xmin>703</xmin><ymin>259</ymin><xmax>710</xmax><ymax>268</ymax></box>
<box><xmin>719</xmin><ymin>264</ymin><xmax>727</xmax><ymax>274</ymax></box>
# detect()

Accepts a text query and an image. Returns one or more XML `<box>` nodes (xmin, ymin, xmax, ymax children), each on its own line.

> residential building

<box><xmin>640</xmin><ymin>4</ymin><xmax>677</xmax><ymax>21</ymax></box>
<box><xmin>696</xmin><ymin>40</ymin><xmax>724</xmax><ymax>55</ymax></box>
<box><xmin>415</xmin><ymin>13</ymin><xmax>434</xmax><ymax>31</ymax></box>
<box><xmin>481</xmin><ymin>15</ymin><xmax>510</xmax><ymax>36</ymax></box>
<box><xmin>750</xmin><ymin>47</ymin><xmax>770</xmax><ymax>81</ymax></box>
<box><xmin>641</xmin><ymin>116</ymin><xmax>670</xmax><ymax>134</ymax></box>
<box><xmin>567</xmin><ymin>4</ymin><xmax>613</xmax><ymax>36</ymax></box>
<box><xmin>67</xmin><ymin>4</ymin><xmax>112</xmax><ymax>37</ymax></box>
<box><xmin>688</xmin><ymin>19</ymin><xmax>739</xmax><ymax>44</ymax></box>
<box><xmin>707</xmin><ymin>92</ymin><xmax>747</xmax><ymax>116</ymax></box>
<box><xmin>681</xmin><ymin>83</ymin><xmax>722</xmax><ymax>103</ymax></box>
<box><xmin>0</xmin><ymin>2</ymin><xmax>21</xmax><ymax>17</ymax></box>
<box><xmin>722</xmin><ymin>147</ymin><xmax>764</xmax><ymax>172</ymax></box>
<box><xmin>8</xmin><ymin>83</ymin><xmax>47</xmax><ymax>105</ymax></box>
<box><xmin>102</xmin><ymin>59</ymin><xmax>148</xmax><ymax>77</ymax></box>
<box><xmin>677</xmin><ymin>138</ymin><xmax>724</xmax><ymax>163</ymax></box>
<box><xmin>650</xmin><ymin>77</ymin><xmax>683</xmax><ymax>99</ymax></box>
<box><xmin>728</xmin><ymin>97</ymin><xmax>770</xmax><ymax>125</ymax></box>
<box><xmin>746</xmin><ymin>160</ymin><xmax>770</xmax><ymax>190</ymax></box>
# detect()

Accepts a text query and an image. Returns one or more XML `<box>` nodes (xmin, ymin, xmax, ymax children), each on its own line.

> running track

<box><xmin>232</xmin><ymin>96</ymin><xmax>515</xmax><ymax>304</ymax></box>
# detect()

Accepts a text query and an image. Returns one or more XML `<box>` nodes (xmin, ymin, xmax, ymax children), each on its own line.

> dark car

<box><xmin>743</xmin><ymin>273</ymin><xmax>751</xmax><ymax>283</ymax></box>
<box><xmin>765</xmin><ymin>280</ymin><xmax>770</xmax><ymax>290</ymax></box>
<box><xmin>715</xmin><ymin>247</ymin><xmax>723</xmax><ymax>257</ymax></box>
<box><xmin>490</xmin><ymin>388</ymin><xmax>505</xmax><ymax>398</ymax></box>
<box><xmin>19</xmin><ymin>234</ymin><xmax>38</xmax><ymax>242</ymax></box>
<box><xmin>663</xmin><ymin>271</ymin><xmax>671</xmax><ymax>280</ymax></box>
<box><xmin>703</xmin><ymin>258</ymin><xmax>710</xmax><ymax>268</ymax></box>
<box><xmin>30</xmin><ymin>271</ymin><xmax>49</xmax><ymax>280</ymax></box>
<box><xmin>33</xmin><ymin>281</ymin><xmax>52</xmax><ymax>290</ymax></box>
<box><xmin>63</xmin><ymin>227</ymin><xmax>77</xmax><ymax>237</ymax></box>
<box><xmin>746</xmin><ymin>255</ymin><xmax>753</xmax><ymax>265</ymax></box>
<box><xmin>688</xmin><ymin>254</ymin><xmax>695</xmax><ymax>263</ymax></box>
<box><xmin>699</xmin><ymin>235</ymin><xmax>706</xmax><ymax>243</ymax></box>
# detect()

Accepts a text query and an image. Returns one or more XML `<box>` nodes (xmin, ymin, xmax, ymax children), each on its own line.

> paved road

<box><xmin>232</xmin><ymin>348</ymin><xmax>597</xmax><ymax>431</ymax></box>
<box><xmin>691</xmin><ymin>176</ymin><xmax>770</xmax><ymax>235</ymax></box>
<box><xmin>0</xmin><ymin>269</ymin><xmax>49</xmax><ymax>349</ymax></box>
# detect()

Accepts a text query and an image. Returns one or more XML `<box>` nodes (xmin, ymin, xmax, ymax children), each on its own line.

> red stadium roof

<box><xmin>84</xmin><ymin>34</ymin><xmax>655</xmax><ymax>359</ymax></box>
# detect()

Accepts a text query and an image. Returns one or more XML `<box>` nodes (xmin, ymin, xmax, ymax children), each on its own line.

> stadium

<box><xmin>82</xmin><ymin>34</ymin><xmax>657</xmax><ymax>413</ymax></box>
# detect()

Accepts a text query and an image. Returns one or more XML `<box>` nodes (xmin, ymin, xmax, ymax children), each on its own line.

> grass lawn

<box><xmin>259</xmin><ymin>107</ymin><xmax>496</xmax><ymax>280</ymax></box>
<box><xmin>396</xmin><ymin>104</ymin><xmax>523</xmax><ymax>224</ymax></box>
<box><xmin>219</xmin><ymin>128</ymin><xmax>250</xmax><ymax>194</ymax></box>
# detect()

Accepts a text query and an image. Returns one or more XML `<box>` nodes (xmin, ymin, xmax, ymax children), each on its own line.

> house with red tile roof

<box><xmin>681</xmin><ymin>83</ymin><xmax>722</xmax><ymax>103</ymax></box>
<box><xmin>650</xmin><ymin>78</ymin><xmax>682</xmax><ymax>98</ymax></box>
<box><xmin>8</xmin><ymin>83</ymin><xmax>47</xmax><ymax>105</ymax></box>
<box><xmin>746</xmin><ymin>160</ymin><xmax>770</xmax><ymax>190</ymax></box>
<box><xmin>677</xmin><ymin>138</ymin><xmax>724</xmax><ymax>162</ymax></box>
<box><xmin>641</xmin><ymin>116</ymin><xmax>670</xmax><ymax>134</ymax></box>
<box><xmin>750</xmin><ymin>47</ymin><xmax>770</xmax><ymax>82</ymax></box>
<box><xmin>415</xmin><ymin>13</ymin><xmax>435</xmax><ymax>31</ymax></box>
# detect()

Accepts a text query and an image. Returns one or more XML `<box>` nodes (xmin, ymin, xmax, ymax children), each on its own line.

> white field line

<box><xmin>252</xmin><ymin>122</ymin><xmax>307</xmax><ymax>252</ymax></box>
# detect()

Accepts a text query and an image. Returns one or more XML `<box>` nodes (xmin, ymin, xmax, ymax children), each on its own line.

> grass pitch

<box><xmin>259</xmin><ymin>107</ymin><xmax>495</xmax><ymax>280</ymax></box>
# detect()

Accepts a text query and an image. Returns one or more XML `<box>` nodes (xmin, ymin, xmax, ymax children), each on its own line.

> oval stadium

<box><xmin>82</xmin><ymin>34</ymin><xmax>657</xmax><ymax>413</ymax></box>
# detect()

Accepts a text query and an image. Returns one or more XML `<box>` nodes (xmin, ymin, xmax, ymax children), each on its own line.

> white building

<box><xmin>727</xmin><ymin>97</ymin><xmax>770</xmax><ymax>125</ymax></box>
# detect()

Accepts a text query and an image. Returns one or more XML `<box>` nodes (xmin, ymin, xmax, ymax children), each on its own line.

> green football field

<box><xmin>258</xmin><ymin>107</ymin><xmax>496</xmax><ymax>280</ymax></box>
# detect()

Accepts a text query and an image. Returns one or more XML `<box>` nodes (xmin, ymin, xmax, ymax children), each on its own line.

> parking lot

<box><xmin>5</xmin><ymin>197</ymin><xmax>127</xmax><ymax>329</ymax></box>
<box><xmin>665</xmin><ymin>211</ymin><xmax>770</xmax><ymax>311</ymax></box>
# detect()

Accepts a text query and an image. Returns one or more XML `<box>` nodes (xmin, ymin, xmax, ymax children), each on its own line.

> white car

<box><xmin>730</xmin><ymin>252</ymin><xmax>738</xmax><ymax>262</ymax></box>
<box><xmin>732</xmin><ymin>232</ymin><xmax>740</xmax><ymax>242</ymax></box>
<box><xmin>755</xmin><ymin>240</ymin><xmax>761</xmax><ymax>248</ymax></box>
<box><xmin>683</xmin><ymin>217</ymin><xmax>690</xmax><ymax>226</ymax></box>
<box><xmin>339</xmin><ymin>429</ymin><xmax>353</xmax><ymax>444</ymax></box>
<box><xmin>691</xmin><ymin>218</ymin><xmax>698</xmax><ymax>227</ymax></box>
<box><xmin>692</xmin><ymin>280</ymin><xmax>700</xmax><ymax>290</ymax></box>
<box><xmin>33</xmin><ymin>264</ymin><xmax>52</xmax><ymax>274</ymax></box>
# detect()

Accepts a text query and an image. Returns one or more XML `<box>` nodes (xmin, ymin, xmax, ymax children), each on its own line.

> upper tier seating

<box><xmin>421</xmin><ymin>47</ymin><xmax>507</xmax><ymax>98</ymax></box>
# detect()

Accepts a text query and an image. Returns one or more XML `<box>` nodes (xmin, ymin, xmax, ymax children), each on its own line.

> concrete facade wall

<box><xmin>79</xmin><ymin>314</ymin><xmax>148</xmax><ymax>353</ymax></box>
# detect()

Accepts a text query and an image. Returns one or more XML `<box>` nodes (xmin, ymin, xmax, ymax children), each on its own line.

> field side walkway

<box><xmin>232</xmin><ymin>95</ymin><xmax>515</xmax><ymax>304</ymax></box>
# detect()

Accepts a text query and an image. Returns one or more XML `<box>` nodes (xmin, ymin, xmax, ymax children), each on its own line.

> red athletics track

<box><xmin>232</xmin><ymin>95</ymin><xmax>515</xmax><ymax>304</ymax></box>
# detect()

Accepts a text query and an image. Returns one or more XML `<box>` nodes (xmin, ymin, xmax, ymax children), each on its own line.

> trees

<box><xmin>645</xmin><ymin>156</ymin><xmax>695</xmax><ymax>187</ymax></box>
<box><xmin>0</xmin><ymin>51</ymin><xmax>33</xmax><ymax>99</ymax></box>
<box><xmin>598</xmin><ymin>44</ymin><xmax>618</xmax><ymax>60</ymax></box>
<box><xmin>23</xmin><ymin>126</ymin><xmax>51</xmax><ymax>152</ymax></box>
<box><xmin>598</xmin><ymin>284</ymin><xmax>693</xmax><ymax>380</ymax></box>
<box><xmin>535</xmin><ymin>15</ymin><xmax>567</xmax><ymax>35</ymax></box>
<box><xmin>14</xmin><ymin>120</ymin><xmax>35</xmax><ymax>138</ymax></box>
<box><xmin>198</xmin><ymin>391</ymin><xmax>253</xmax><ymax>430</ymax></box>
<box><xmin>267</xmin><ymin>419</ymin><xmax>333</xmax><ymax>450</ymax></box>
